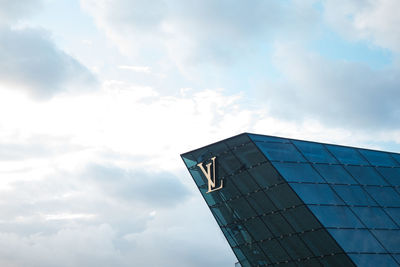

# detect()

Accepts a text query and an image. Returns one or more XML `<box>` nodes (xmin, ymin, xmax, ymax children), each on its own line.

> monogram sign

<box><xmin>197</xmin><ymin>156</ymin><xmax>223</xmax><ymax>193</ymax></box>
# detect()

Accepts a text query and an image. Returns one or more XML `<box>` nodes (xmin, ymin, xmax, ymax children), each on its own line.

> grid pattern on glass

<box><xmin>183</xmin><ymin>133</ymin><xmax>400</xmax><ymax>266</ymax></box>
<box><xmin>182</xmin><ymin>134</ymin><xmax>355</xmax><ymax>266</ymax></box>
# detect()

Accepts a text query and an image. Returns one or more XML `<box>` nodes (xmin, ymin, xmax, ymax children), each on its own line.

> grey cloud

<box><xmin>0</xmin><ymin>27</ymin><xmax>97</xmax><ymax>99</ymax></box>
<box><xmin>266</xmin><ymin>44</ymin><xmax>400</xmax><ymax>129</ymax></box>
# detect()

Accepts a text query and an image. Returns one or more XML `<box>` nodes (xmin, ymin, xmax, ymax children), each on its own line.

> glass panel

<box><xmin>332</xmin><ymin>185</ymin><xmax>377</xmax><ymax>206</ymax></box>
<box><xmin>246</xmin><ymin>191</ymin><xmax>277</xmax><ymax>215</ymax></box>
<box><xmin>279</xmin><ymin>234</ymin><xmax>313</xmax><ymax>260</ymax></box>
<box><xmin>272</xmin><ymin>162</ymin><xmax>325</xmax><ymax>183</ymax></box>
<box><xmin>233</xmin><ymin>247</ymin><xmax>250</xmax><ymax>267</ymax></box>
<box><xmin>358</xmin><ymin>149</ymin><xmax>399</xmax><ymax>167</ymax></box>
<box><xmin>308</xmin><ymin>205</ymin><xmax>363</xmax><ymax>228</ymax></box>
<box><xmin>327</xmin><ymin>229</ymin><xmax>385</xmax><ymax>253</ymax></box>
<box><xmin>365</xmin><ymin>186</ymin><xmax>400</xmax><ymax>207</ymax></box>
<box><xmin>301</xmin><ymin>229</ymin><xmax>342</xmax><ymax>256</ymax></box>
<box><xmin>221</xmin><ymin>227</ymin><xmax>239</xmax><ymax>247</ymax></box>
<box><xmin>232</xmin><ymin>142</ymin><xmax>266</xmax><ymax>168</ymax></box>
<box><xmin>219</xmin><ymin>178</ymin><xmax>242</xmax><ymax>200</ymax></box>
<box><xmin>225</xmin><ymin>223</ymin><xmax>253</xmax><ymax>245</ymax></box>
<box><xmin>390</xmin><ymin>153</ymin><xmax>400</xmax><ymax>165</ymax></box>
<box><xmin>259</xmin><ymin>239</ymin><xmax>291</xmax><ymax>263</ymax></box>
<box><xmin>248</xmin><ymin>133</ymin><xmax>289</xmax><ymax>143</ymax></box>
<box><xmin>238</xmin><ymin>243</ymin><xmax>269</xmax><ymax>266</ymax></box>
<box><xmin>243</xmin><ymin>217</ymin><xmax>273</xmax><ymax>241</ymax></box>
<box><xmin>218</xmin><ymin>152</ymin><xmax>244</xmax><ymax>175</ymax></box>
<box><xmin>371</xmin><ymin>230</ymin><xmax>400</xmax><ymax>253</ymax></box>
<box><xmin>211</xmin><ymin>203</ymin><xmax>237</xmax><ymax>225</ymax></box>
<box><xmin>351</xmin><ymin>207</ymin><xmax>397</xmax><ymax>229</ymax></box>
<box><xmin>267</xmin><ymin>183</ymin><xmax>303</xmax><ymax>209</ymax></box>
<box><xmin>345</xmin><ymin>165</ymin><xmax>388</xmax><ymax>186</ymax></box>
<box><xmin>262</xmin><ymin>213</ymin><xmax>295</xmax><ymax>236</ymax></box>
<box><xmin>325</xmin><ymin>144</ymin><xmax>368</xmax><ymax>165</ymax></box>
<box><xmin>248</xmin><ymin>163</ymin><xmax>284</xmax><ymax>188</ymax></box>
<box><xmin>231</xmin><ymin>172</ymin><xmax>260</xmax><ymax>195</ymax></box>
<box><xmin>225</xmin><ymin>134</ymin><xmax>250</xmax><ymax>148</ymax></box>
<box><xmin>206</xmin><ymin>141</ymin><xmax>229</xmax><ymax>155</ymax></box>
<box><xmin>376</xmin><ymin>167</ymin><xmax>400</xmax><ymax>186</ymax></box>
<box><xmin>282</xmin><ymin>206</ymin><xmax>321</xmax><ymax>232</ymax></box>
<box><xmin>313</xmin><ymin>164</ymin><xmax>357</xmax><ymax>184</ymax></box>
<box><xmin>349</xmin><ymin>254</ymin><xmax>399</xmax><ymax>267</ymax></box>
<box><xmin>384</xmin><ymin>208</ymin><xmax>400</xmax><ymax>225</ymax></box>
<box><xmin>320</xmin><ymin>254</ymin><xmax>356</xmax><ymax>267</ymax></box>
<box><xmin>254</xmin><ymin>142</ymin><xmax>307</xmax><ymax>162</ymax></box>
<box><xmin>292</xmin><ymin>140</ymin><xmax>338</xmax><ymax>164</ymax></box>
<box><xmin>227</xmin><ymin>197</ymin><xmax>257</xmax><ymax>220</ymax></box>
<box><xmin>181</xmin><ymin>153</ymin><xmax>197</xmax><ymax>168</ymax></box>
<box><xmin>289</xmin><ymin>183</ymin><xmax>343</xmax><ymax>205</ymax></box>
<box><xmin>189</xmin><ymin>168</ymin><xmax>206</xmax><ymax>187</ymax></box>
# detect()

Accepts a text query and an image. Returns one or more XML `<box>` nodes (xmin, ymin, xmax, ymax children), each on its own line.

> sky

<box><xmin>1</xmin><ymin>0</ymin><xmax>400</xmax><ymax>266</ymax></box>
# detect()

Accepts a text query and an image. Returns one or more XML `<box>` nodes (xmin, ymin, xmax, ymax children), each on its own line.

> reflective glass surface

<box><xmin>292</xmin><ymin>140</ymin><xmax>338</xmax><ymax>164</ymax></box>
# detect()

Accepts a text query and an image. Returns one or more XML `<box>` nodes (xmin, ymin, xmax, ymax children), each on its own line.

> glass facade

<box><xmin>181</xmin><ymin>133</ymin><xmax>400</xmax><ymax>266</ymax></box>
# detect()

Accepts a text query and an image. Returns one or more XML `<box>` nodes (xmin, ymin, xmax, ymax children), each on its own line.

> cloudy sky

<box><xmin>1</xmin><ymin>0</ymin><xmax>400</xmax><ymax>266</ymax></box>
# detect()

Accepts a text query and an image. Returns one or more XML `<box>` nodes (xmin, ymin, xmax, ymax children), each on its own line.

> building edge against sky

<box><xmin>181</xmin><ymin>133</ymin><xmax>400</xmax><ymax>266</ymax></box>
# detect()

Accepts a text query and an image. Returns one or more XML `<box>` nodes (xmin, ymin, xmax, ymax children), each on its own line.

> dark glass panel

<box><xmin>308</xmin><ymin>205</ymin><xmax>363</xmax><ymax>228</ymax></box>
<box><xmin>365</xmin><ymin>186</ymin><xmax>400</xmax><ymax>207</ymax></box>
<box><xmin>189</xmin><ymin>169</ymin><xmax>206</xmax><ymax>187</ymax></box>
<box><xmin>279</xmin><ymin>234</ymin><xmax>314</xmax><ymax>260</ymax></box>
<box><xmin>248</xmin><ymin>133</ymin><xmax>289</xmax><ymax>143</ymax></box>
<box><xmin>325</xmin><ymin>144</ymin><xmax>368</xmax><ymax>165</ymax></box>
<box><xmin>371</xmin><ymin>230</ymin><xmax>400</xmax><ymax>253</ymax></box>
<box><xmin>376</xmin><ymin>167</ymin><xmax>400</xmax><ymax>186</ymax></box>
<box><xmin>384</xmin><ymin>208</ymin><xmax>400</xmax><ymax>225</ymax></box>
<box><xmin>218</xmin><ymin>152</ymin><xmax>244</xmax><ymax>175</ymax></box>
<box><xmin>230</xmin><ymin>172</ymin><xmax>260</xmax><ymax>195</ymax></box>
<box><xmin>313</xmin><ymin>164</ymin><xmax>357</xmax><ymax>184</ymax></box>
<box><xmin>349</xmin><ymin>254</ymin><xmax>398</xmax><ymax>267</ymax></box>
<box><xmin>232</xmin><ymin>142</ymin><xmax>266</xmax><ymax>168</ymax></box>
<box><xmin>344</xmin><ymin>165</ymin><xmax>388</xmax><ymax>186</ymax></box>
<box><xmin>206</xmin><ymin>141</ymin><xmax>229</xmax><ymax>156</ymax></box>
<box><xmin>267</xmin><ymin>183</ymin><xmax>303</xmax><ymax>209</ymax></box>
<box><xmin>233</xmin><ymin>247</ymin><xmax>251</xmax><ymax>267</ymax></box>
<box><xmin>227</xmin><ymin>197</ymin><xmax>257</xmax><ymax>220</ymax></box>
<box><xmin>238</xmin><ymin>243</ymin><xmax>269</xmax><ymax>266</ymax></box>
<box><xmin>199</xmin><ymin>186</ymin><xmax>224</xmax><ymax>206</ymax></box>
<box><xmin>351</xmin><ymin>207</ymin><xmax>397</xmax><ymax>229</ymax></box>
<box><xmin>247</xmin><ymin>163</ymin><xmax>284</xmax><ymax>188</ymax></box>
<box><xmin>272</xmin><ymin>162</ymin><xmax>325</xmax><ymax>183</ymax></box>
<box><xmin>219</xmin><ymin>178</ymin><xmax>241</xmax><ymax>200</ymax></box>
<box><xmin>191</xmin><ymin>147</ymin><xmax>212</xmax><ymax>163</ymax></box>
<box><xmin>225</xmin><ymin>223</ymin><xmax>253</xmax><ymax>245</ymax></box>
<box><xmin>320</xmin><ymin>254</ymin><xmax>355</xmax><ymax>267</ymax></box>
<box><xmin>211</xmin><ymin>203</ymin><xmax>237</xmax><ymax>226</ymax></box>
<box><xmin>259</xmin><ymin>239</ymin><xmax>291</xmax><ymax>263</ymax></box>
<box><xmin>289</xmin><ymin>183</ymin><xmax>343</xmax><ymax>205</ymax></box>
<box><xmin>254</xmin><ymin>142</ymin><xmax>307</xmax><ymax>162</ymax></box>
<box><xmin>391</xmin><ymin>153</ymin><xmax>400</xmax><ymax>165</ymax></box>
<box><xmin>327</xmin><ymin>229</ymin><xmax>385</xmax><ymax>253</ymax></box>
<box><xmin>332</xmin><ymin>185</ymin><xmax>377</xmax><ymax>206</ymax></box>
<box><xmin>246</xmin><ymin>191</ymin><xmax>276</xmax><ymax>215</ymax></box>
<box><xmin>292</xmin><ymin>140</ymin><xmax>338</xmax><ymax>164</ymax></box>
<box><xmin>302</xmin><ymin>229</ymin><xmax>342</xmax><ymax>256</ymax></box>
<box><xmin>243</xmin><ymin>217</ymin><xmax>273</xmax><ymax>241</ymax></box>
<box><xmin>282</xmin><ymin>206</ymin><xmax>321</xmax><ymax>233</ymax></box>
<box><xmin>359</xmin><ymin>149</ymin><xmax>399</xmax><ymax>167</ymax></box>
<box><xmin>221</xmin><ymin>227</ymin><xmax>238</xmax><ymax>247</ymax></box>
<box><xmin>261</xmin><ymin>213</ymin><xmax>295</xmax><ymax>237</ymax></box>
<box><xmin>225</xmin><ymin>134</ymin><xmax>251</xmax><ymax>148</ymax></box>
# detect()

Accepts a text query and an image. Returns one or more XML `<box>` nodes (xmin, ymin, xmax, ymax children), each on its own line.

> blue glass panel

<box><xmin>308</xmin><ymin>205</ymin><xmax>363</xmax><ymax>228</ymax></box>
<box><xmin>351</xmin><ymin>207</ymin><xmax>397</xmax><ymax>229</ymax></box>
<box><xmin>327</xmin><ymin>229</ymin><xmax>385</xmax><ymax>253</ymax></box>
<box><xmin>289</xmin><ymin>183</ymin><xmax>343</xmax><ymax>205</ymax></box>
<box><xmin>248</xmin><ymin>133</ymin><xmax>289</xmax><ymax>143</ymax></box>
<box><xmin>332</xmin><ymin>185</ymin><xmax>377</xmax><ymax>206</ymax></box>
<box><xmin>365</xmin><ymin>186</ymin><xmax>400</xmax><ymax>207</ymax></box>
<box><xmin>189</xmin><ymin>169</ymin><xmax>206</xmax><ymax>187</ymax></box>
<box><xmin>254</xmin><ymin>142</ymin><xmax>306</xmax><ymax>162</ymax></box>
<box><xmin>181</xmin><ymin>154</ymin><xmax>197</xmax><ymax>168</ymax></box>
<box><xmin>325</xmin><ymin>144</ymin><xmax>368</xmax><ymax>165</ymax></box>
<box><xmin>358</xmin><ymin>149</ymin><xmax>399</xmax><ymax>167</ymax></box>
<box><xmin>272</xmin><ymin>162</ymin><xmax>325</xmax><ymax>183</ymax></box>
<box><xmin>349</xmin><ymin>254</ymin><xmax>399</xmax><ymax>267</ymax></box>
<box><xmin>376</xmin><ymin>167</ymin><xmax>400</xmax><ymax>186</ymax></box>
<box><xmin>313</xmin><ymin>164</ymin><xmax>357</xmax><ymax>184</ymax></box>
<box><xmin>292</xmin><ymin>140</ymin><xmax>338</xmax><ymax>164</ymax></box>
<box><xmin>390</xmin><ymin>153</ymin><xmax>400</xmax><ymax>165</ymax></box>
<box><xmin>371</xmin><ymin>230</ymin><xmax>400</xmax><ymax>253</ymax></box>
<box><xmin>345</xmin><ymin>165</ymin><xmax>388</xmax><ymax>186</ymax></box>
<box><xmin>384</xmin><ymin>208</ymin><xmax>400</xmax><ymax>225</ymax></box>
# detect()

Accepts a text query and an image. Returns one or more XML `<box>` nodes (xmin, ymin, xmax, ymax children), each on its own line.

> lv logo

<box><xmin>197</xmin><ymin>156</ymin><xmax>223</xmax><ymax>193</ymax></box>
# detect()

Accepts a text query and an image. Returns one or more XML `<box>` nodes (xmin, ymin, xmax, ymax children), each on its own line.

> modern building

<box><xmin>181</xmin><ymin>133</ymin><xmax>400</xmax><ymax>266</ymax></box>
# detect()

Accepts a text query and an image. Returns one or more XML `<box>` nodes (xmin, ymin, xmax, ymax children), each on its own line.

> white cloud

<box><xmin>0</xmin><ymin>0</ymin><xmax>43</xmax><ymax>25</ymax></box>
<box><xmin>118</xmin><ymin>65</ymin><xmax>151</xmax><ymax>73</ymax></box>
